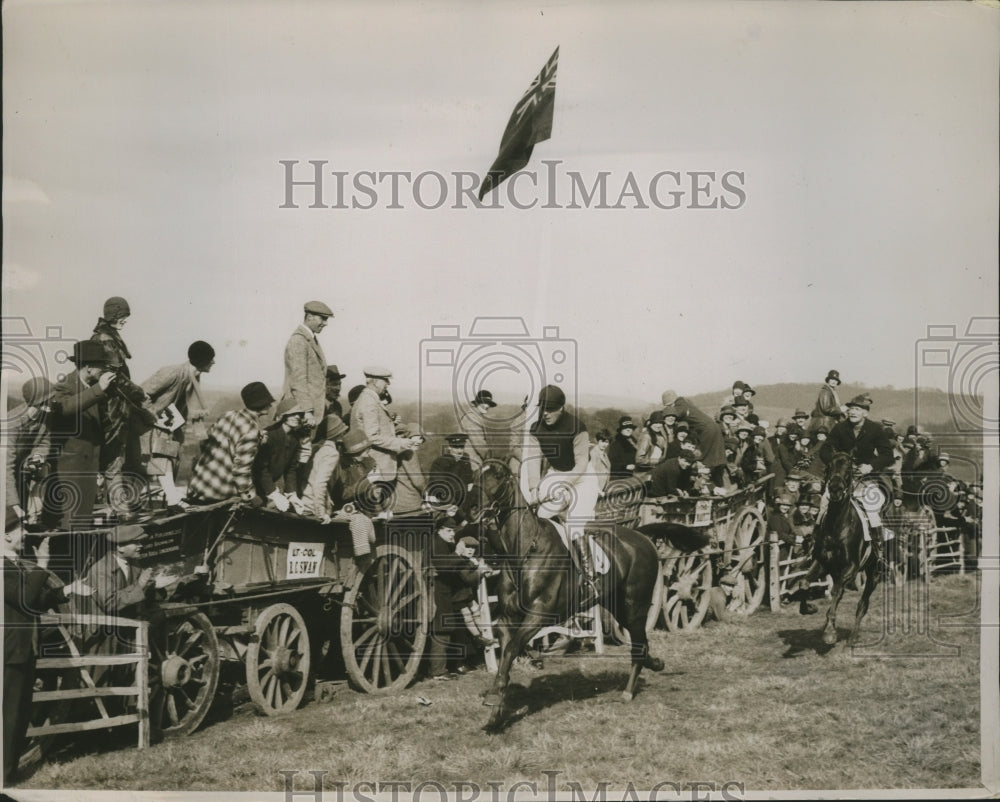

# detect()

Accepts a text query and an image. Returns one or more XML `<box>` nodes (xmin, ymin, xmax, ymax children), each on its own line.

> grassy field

<box><xmin>16</xmin><ymin>573</ymin><xmax>985</xmax><ymax>796</ymax></box>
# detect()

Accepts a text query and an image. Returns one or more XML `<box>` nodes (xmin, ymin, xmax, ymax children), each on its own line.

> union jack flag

<box><xmin>479</xmin><ymin>47</ymin><xmax>559</xmax><ymax>200</ymax></box>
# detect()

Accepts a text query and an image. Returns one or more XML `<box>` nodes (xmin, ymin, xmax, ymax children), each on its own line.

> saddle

<box><xmin>546</xmin><ymin>519</ymin><xmax>610</xmax><ymax>575</ymax></box>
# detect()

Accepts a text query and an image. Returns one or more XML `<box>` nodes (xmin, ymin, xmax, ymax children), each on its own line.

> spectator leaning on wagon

<box><xmin>185</xmin><ymin>382</ymin><xmax>275</xmax><ymax>505</ymax></box>
<box><xmin>349</xmin><ymin>366</ymin><xmax>422</xmax><ymax>489</ymax></box>
<box><xmin>139</xmin><ymin>340</ymin><xmax>215</xmax><ymax>507</ymax></box>
<box><xmin>648</xmin><ymin>449</ymin><xmax>698</xmax><ymax>498</ymax></box>
<box><xmin>662</xmin><ymin>391</ymin><xmax>727</xmax><ymax>489</ymax></box>
<box><xmin>4</xmin><ymin>507</ymin><xmax>93</xmax><ymax>786</ymax></box>
<box><xmin>607</xmin><ymin>416</ymin><xmax>638</xmax><ymax>479</ymax></box>
<box><xmin>252</xmin><ymin>398</ymin><xmax>311</xmax><ymax>513</ymax></box>
<box><xmin>5</xmin><ymin>377</ymin><xmax>59</xmax><ymax>528</ymax></box>
<box><xmin>459</xmin><ymin>389</ymin><xmax>498</xmax><ymax>471</ymax></box>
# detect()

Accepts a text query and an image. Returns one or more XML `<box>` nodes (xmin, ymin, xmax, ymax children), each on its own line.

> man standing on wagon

<box><xmin>349</xmin><ymin>367</ymin><xmax>423</xmax><ymax>492</ymax></box>
<box><xmin>281</xmin><ymin>301</ymin><xmax>334</xmax><ymax>483</ymax></box>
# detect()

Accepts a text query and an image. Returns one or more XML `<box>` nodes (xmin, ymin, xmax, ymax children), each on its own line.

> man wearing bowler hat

<box><xmin>48</xmin><ymin>340</ymin><xmax>119</xmax><ymax>528</ymax></box>
<box><xmin>282</xmin><ymin>301</ymin><xmax>333</xmax><ymax>432</ymax></box>
<box><xmin>459</xmin><ymin>389</ymin><xmax>498</xmax><ymax>471</ymax></box>
<box><xmin>186</xmin><ymin>382</ymin><xmax>275</xmax><ymax>504</ymax></box>
<box><xmin>349</xmin><ymin>366</ymin><xmax>422</xmax><ymax>485</ymax></box>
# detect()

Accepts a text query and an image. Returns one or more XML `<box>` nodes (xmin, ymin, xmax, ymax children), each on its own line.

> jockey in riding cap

<box><xmin>521</xmin><ymin>384</ymin><xmax>602</xmax><ymax>607</ymax></box>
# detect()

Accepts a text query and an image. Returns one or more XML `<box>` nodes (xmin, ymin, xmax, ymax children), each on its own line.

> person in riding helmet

<box><xmin>523</xmin><ymin>385</ymin><xmax>601</xmax><ymax>608</ymax></box>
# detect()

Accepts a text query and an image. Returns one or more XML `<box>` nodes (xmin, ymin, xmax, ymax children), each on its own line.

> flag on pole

<box><xmin>479</xmin><ymin>47</ymin><xmax>559</xmax><ymax>200</ymax></box>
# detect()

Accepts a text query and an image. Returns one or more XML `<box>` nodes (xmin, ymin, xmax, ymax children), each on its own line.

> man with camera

<box><xmin>48</xmin><ymin>340</ymin><xmax>122</xmax><ymax>528</ymax></box>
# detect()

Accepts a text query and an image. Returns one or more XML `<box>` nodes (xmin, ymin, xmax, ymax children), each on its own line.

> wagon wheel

<box><xmin>724</xmin><ymin>508</ymin><xmax>767</xmax><ymax>615</ymax></box>
<box><xmin>340</xmin><ymin>544</ymin><xmax>429</xmax><ymax>694</ymax></box>
<box><xmin>662</xmin><ymin>551</ymin><xmax>713</xmax><ymax>631</ymax></box>
<box><xmin>246</xmin><ymin>603</ymin><xmax>310</xmax><ymax>715</ymax></box>
<box><xmin>149</xmin><ymin>611</ymin><xmax>220</xmax><ymax>737</ymax></box>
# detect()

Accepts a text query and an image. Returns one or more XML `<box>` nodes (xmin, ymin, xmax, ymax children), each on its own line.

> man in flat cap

<box><xmin>349</xmin><ymin>367</ymin><xmax>422</xmax><ymax>485</ymax></box>
<box><xmin>282</xmin><ymin>301</ymin><xmax>333</xmax><ymax>433</ymax></box>
<box><xmin>459</xmin><ymin>389</ymin><xmax>498</xmax><ymax>471</ymax></box>
<box><xmin>252</xmin><ymin>398</ymin><xmax>312</xmax><ymax>513</ymax></box>
<box><xmin>186</xmin><ymin>382</ymin><xmax>275</xmax><ymax>505</ymax></box>
<box><xmin>427</xmin><ymin>433</ymin><xmax>475</xmax><ymax>510</ymax></box>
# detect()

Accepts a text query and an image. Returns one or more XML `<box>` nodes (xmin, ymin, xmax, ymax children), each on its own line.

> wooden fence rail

<box><xmin>27</xmin><ymin>613</ymin><xmax>150</xmax><ymax>751</ymax></box>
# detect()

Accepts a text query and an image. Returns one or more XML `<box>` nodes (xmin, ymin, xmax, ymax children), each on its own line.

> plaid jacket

<box><xmin>186</xmin><ymin>408</ymin><xmax>262</xmax><ymax>501</ymax></box>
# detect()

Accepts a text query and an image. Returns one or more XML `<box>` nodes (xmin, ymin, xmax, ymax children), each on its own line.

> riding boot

<box><xmin>790</xmin><ymin>581</ymin><xmax>817</xmax><ymax>615</ymax></box>
<box><xmin>869</xmin><ymin>526</ymin><xmax>884</xmax><ymax>565</ymax></box>
<box><xmin>574</xmin><ymin>536</ymin><xmax>601</xmax><ymax>610</ymax></box>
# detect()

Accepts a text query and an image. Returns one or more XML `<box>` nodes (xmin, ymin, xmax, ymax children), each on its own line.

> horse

<box><xmin>811</xmin><ymin>450</ymin><xmax>881</xmax><ymax>645</ymax></box>
<box><xmin>472</xmin><ymin>460</ymin><xmax>664</xmax><ymax>733</ymax></box>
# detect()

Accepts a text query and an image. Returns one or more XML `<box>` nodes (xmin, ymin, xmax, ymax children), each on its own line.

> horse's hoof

<box><xmin>481</xmin><ymin>692</ymin><xmax>501</xmax><ymax>707</ymax></box>
<box><xmin>641</xmin><ymin>657</ymin><xmax>665</xmax><ymax>672</ymax></box>
<box><xmin>821</xmin><ymin>631</ymin><xmax>838</xmax><ymax>646</ymax></box>
<box><xmin>622</xmin><ymin>691</ymin><xmax>634</xmax><ymax>702</ymax></box>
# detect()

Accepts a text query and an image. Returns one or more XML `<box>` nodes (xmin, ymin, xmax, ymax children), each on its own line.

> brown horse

<box><xmin>812</xmin><ymin>451</ymin><xmax>882</xmax><ymax>645</ymax></box>
<box><xmin>473</xmin><ymin>460</ymin><xmax>664</xmax><ymax>733</ymax></box>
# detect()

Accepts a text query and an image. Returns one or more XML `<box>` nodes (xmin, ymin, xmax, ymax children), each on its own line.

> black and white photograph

<box><xmin>2</xmin><ymin>1</ymin><xmax>998</xmax><ymax>800</ymax></box>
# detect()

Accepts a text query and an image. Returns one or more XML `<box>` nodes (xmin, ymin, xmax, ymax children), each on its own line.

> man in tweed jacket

<box><xmin>281</xmin><ymin>301</ymin><xmax>333</xmax><ymax>428</ymax></box>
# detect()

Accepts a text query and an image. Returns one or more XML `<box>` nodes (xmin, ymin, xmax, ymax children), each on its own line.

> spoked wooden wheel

<box><xmin>150</xmin><ymin>612</ymin><xmax>220</xmax><ymax>737</ymax></box>
<box><xmin>246</xmin><ymin>603</ymin><xmax>310</xmax><ymax>715</ymax></box>
<box><xmin>724</xmin><ymin>509</ymin><xmax>767</xmax><ymax>615</ymax></box>
<box><xmin>340</xmin><ymin>545</ymin><xmax>429</xmax><ymax>693</ymax></box>
<box><xmin>662</xmin><ymin>551</ymin><xmax>713</xmax><ymax>631</ymax></box>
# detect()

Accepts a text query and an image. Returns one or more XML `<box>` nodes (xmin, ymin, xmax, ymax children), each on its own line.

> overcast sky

<box><xmin>3</xmin><ymin>0</ymin><xmax>998</xmax><ymax>411</ymax></box>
